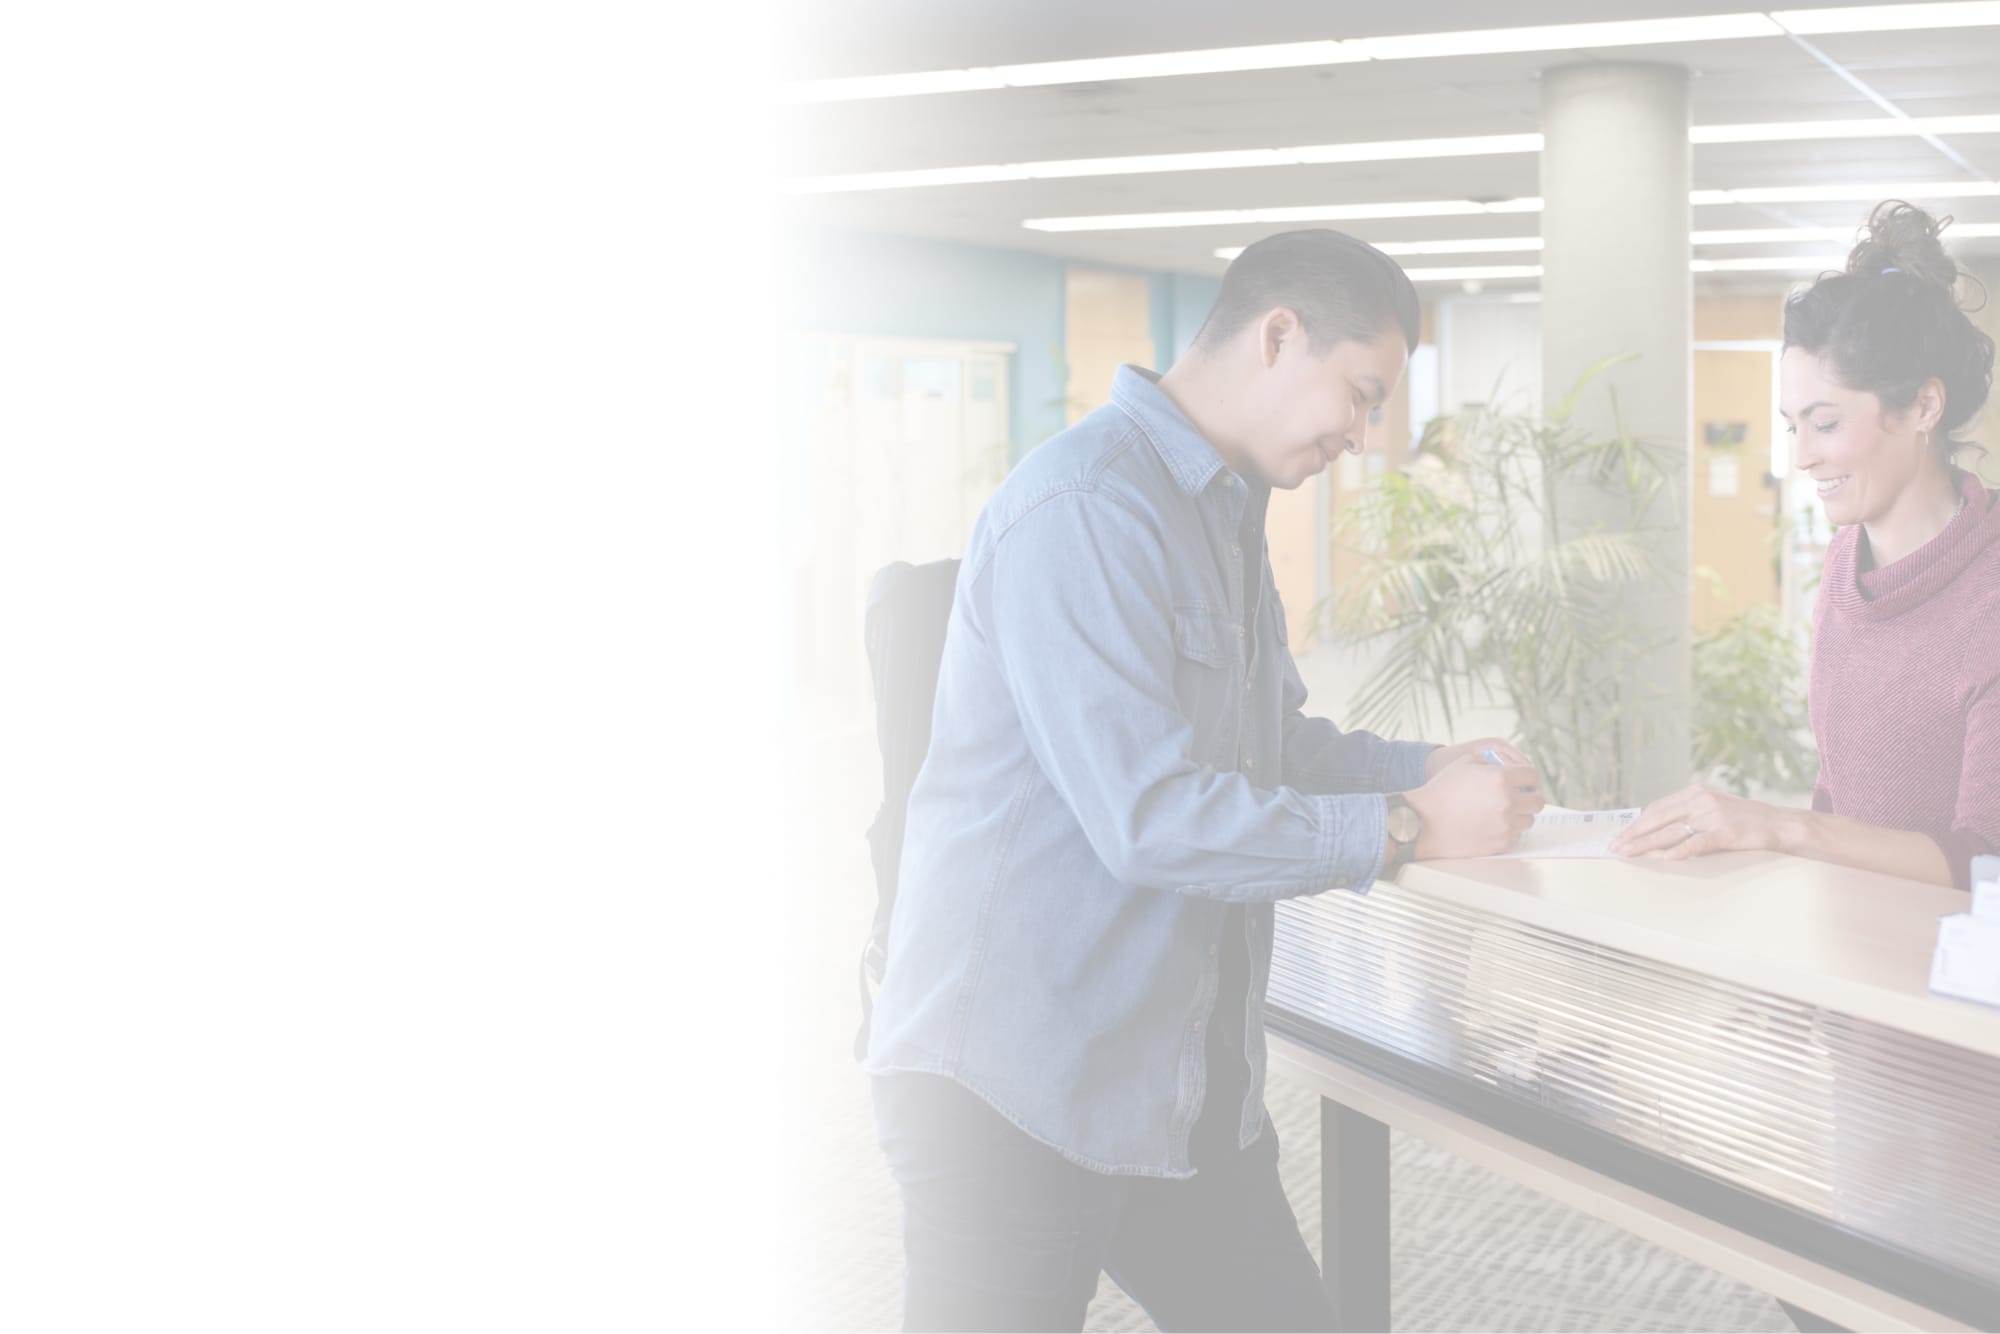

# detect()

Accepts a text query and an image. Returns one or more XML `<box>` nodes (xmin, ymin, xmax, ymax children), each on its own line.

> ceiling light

<box><xmin>1037</xmin><ymin>179</ymin><xmax>2000</xmax><ymax>232</ymax></box>
<box><xmin>1695</xmin><ymin>222</ymin><xmax>2000</xmax><ymax>243</ymax></box>
<box><xmin>1382</xmin><ymin>236</ymin><xmax>1545</xmax><ymax>255</ymax></box>
<box><xmin>1027</xmin><ymin>198</ymin><xmax>1542</xmax><ymax>232</ymax></box>
<box><xmin>1352</xmin><ymin>13</ymin><xmax>1781</xmax><ymax>60</ymax></box>
<box><xmin>1404</xmin><ymin>265</ymin><xmax>1546</xmax><ymax>281</ymax></box>
<box><xmin>788</xmin><ymin>118</ymin><xmax>2000</xmax><ymax>195</ymax></box>
<box><xmin>1693</xmin><ymin>114</ymin><xmax>2000</xmax><ymax>142</ymax></box>
<box><xmin>1693</xmin><ymin>181</ymin><xmax>2000</xmax><ymax>204</ymax></box>
<box><xmin>784</xmin><ymin>164</ymin><xmax>1032</xmax><ymax>193</ymax></box>
<box><xmin>789</xmin><ymin>7</ymin><xmax>2000</xmax><ymax>103</ymax></box>
<box><xmin>785</xmin><ymin>135</ymin><xmax>1541</xmax><ymax>194</ymax></box>
<box><xmin>1691</xmin><ymin>226</ymin><xmax>1855</xmax><ymax>244</ymax></box>
<box><xmin>785</xmin><ymin>40</ymin><xmax>1361</xmax><ymax>103</ymax></box>
<box><xmin>1771</xmin><ymin>3</ymin><xmax>2000</xmax><ymax>35</ymax></box>
<box><xmin>786</xmin><ymin>69</ymin><xmax>1007</xmax><ymax>103</ymax></box>
<box><xmin>1217</xmin><ymin>237</ymin><xmax>1552</xmax><ymax>259</ymax></box>
<box><xmin>1215</xmin><ymin>223</ymin><xmax>2000</xmax><ymax>263</ymax></box>
<box><xmin>1691</xmin><ymin>255</ymin><xmax>1847</xmax><ymax>271</ymax></box>
<box><xmin>1025</xmin><ymin>149</ymin><xmax>1295</xmax><ymax>179</ymax></box>
<box><xmin>1215</xmin><ymin>236</ymin><xmax>1545</xmax><ymax>260</ymax></box>
<box><xmin>1291</xmin><ymin>134</ymin><xmax>1542</xmax><ymax>164</ymax></box>
<box><xmin>991</xmin><ymin>41</ymin><xmax>1361</xmax><ymax>88</ymax></box>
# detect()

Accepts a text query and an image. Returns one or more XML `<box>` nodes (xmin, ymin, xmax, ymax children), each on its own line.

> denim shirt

<box><xmin>863</xmin><ymin>364</ymin><xmax>1435</xmax><ymax>1178</ymax></box>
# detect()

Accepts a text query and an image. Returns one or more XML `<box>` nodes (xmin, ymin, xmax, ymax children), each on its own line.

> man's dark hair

<box><xmin>1192</xmin><ymin>228</ymin><xmax>1421</xmax><ymax>357</ymax></box>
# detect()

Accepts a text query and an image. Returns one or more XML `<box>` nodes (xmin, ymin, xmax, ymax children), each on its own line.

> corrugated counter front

<box><xmin>1264</xmin><ymin>850</ymin><xmax>2000</xmax><ymax>1333</ymax></box>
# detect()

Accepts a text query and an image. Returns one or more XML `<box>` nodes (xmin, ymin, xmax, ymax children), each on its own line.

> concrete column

<box><xmin>1540</xmin><ymin>61</ymin><xmax>1692</xmax><ymax>806</ymax></box>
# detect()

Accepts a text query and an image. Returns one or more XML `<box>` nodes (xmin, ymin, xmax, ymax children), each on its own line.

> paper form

<box><xmin>1489</xmin><ymin>806</ymin><xmax>1640</xmax><ymax>859</ymax></box>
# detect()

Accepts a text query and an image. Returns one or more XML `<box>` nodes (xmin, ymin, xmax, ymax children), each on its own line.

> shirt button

<box><xmin>1193</xmin><ymin>1020</ymin><xmax>1204</xmax><ymax>1033</ymax></box>
<box><xmin>1230</xmin><ymin>543</ymin><xmax>1241</xmax><ymax>557</ymax></box>
<box><xmin>1243</xmin><ymin>756</ymin><xmax>1255</xmax><ymax>772</ymax></box>
<box><xmin>1235</xmin><ymin>626</ymin><xmax>1245</xmax><ymax>639</ymax></box>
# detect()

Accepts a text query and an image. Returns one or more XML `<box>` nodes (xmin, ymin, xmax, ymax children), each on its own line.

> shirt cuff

<box><xmin>1378</xmin><ymin>740</ymin><xmax>1440</xmax><ymax>794</ymax></box>
<box><xmin>1319</xmin><ymin>793</ymin><xmax>1391</xmax><ymax>896</ymax></box>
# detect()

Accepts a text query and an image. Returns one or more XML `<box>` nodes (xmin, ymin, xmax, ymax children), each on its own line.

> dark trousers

<box><xmin>873</xmin><ymin>1073</ymin><xmax>1336</xmax><ymax>1332</ymax></box>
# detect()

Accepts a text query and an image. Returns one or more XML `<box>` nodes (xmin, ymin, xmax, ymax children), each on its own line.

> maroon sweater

<box><xmin>1810</xmin><ymin>469</ymin><xmax>2000</xmax><ymax>888</ymax></box>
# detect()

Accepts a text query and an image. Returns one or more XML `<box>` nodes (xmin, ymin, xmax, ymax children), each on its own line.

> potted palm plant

<box><xmin>1320</xmin><ymin>358</ymin><xmax>1684</xmax><ymax>809</ymax></box>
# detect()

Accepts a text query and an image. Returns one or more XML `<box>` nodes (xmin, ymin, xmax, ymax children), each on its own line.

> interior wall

<box><xmin>1063</xmin><ymin>267</ymin><xmax>1154</xmax><ymax>423</ymax></box>
<box><xmin>1690</xmin><ymin>292</ymin><xmax>1786</xmax><ymax>635</ymax></box>
<box><xmin>1692</xmin><ymin>347</ymin><xmax>1781</xmax><ymax>632</ymax></box>
<box><xmin>784</xmin><ymin>226</ymin><xmax>1070</xmax><ymax>459</ymax></box>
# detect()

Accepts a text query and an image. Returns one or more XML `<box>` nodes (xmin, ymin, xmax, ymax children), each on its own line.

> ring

<box><xmin>1681</xmin><ymin>821</ymin><xmax>1697</xmax><ymax>841</ymax></box>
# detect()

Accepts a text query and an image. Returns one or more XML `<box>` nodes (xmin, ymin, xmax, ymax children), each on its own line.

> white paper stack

<box><xmin>1931</xmin><ymin>855</ymin><xmax>2000</xmax><ymax>1007</ymax></box>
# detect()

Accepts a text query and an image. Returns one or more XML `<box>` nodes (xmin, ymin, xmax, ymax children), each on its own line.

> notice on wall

<box><xmin>1708</xmin><ymin>454</ymin><xmax>1740</xmax><ymax>497</ymax></box>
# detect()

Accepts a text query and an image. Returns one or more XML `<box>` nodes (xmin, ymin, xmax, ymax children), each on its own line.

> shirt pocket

<box><xmin>1172</xmin><ymin>604</ymin><xmax>1241</xmax><ymax>763</ymax></box>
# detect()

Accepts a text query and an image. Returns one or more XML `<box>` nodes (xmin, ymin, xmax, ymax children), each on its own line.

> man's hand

<box><xmin>1608</xmin><ymin>783</ymin><xmax>1796</xmax><ymax>860</ymax></box>
<box><xmin>1425</xmin><ymin>736</ymin><xmax>1531</xmax><ymax>780</ymax></box>
<box><xmin>1404</xmin><ymin>753</ymin><xmax>1545</xmax><ymax>859</ymax></box>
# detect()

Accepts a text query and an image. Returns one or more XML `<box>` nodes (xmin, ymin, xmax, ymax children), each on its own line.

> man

<box><xmin>863</xmin><ymin>229</ymin><xmax>1544</xmax><ymax>1331</ymax></box>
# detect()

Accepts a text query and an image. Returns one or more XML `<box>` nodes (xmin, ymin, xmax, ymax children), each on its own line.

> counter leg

<box><xmin>1320</xmin><ymin>1096</ymin><xmax>1391</xmax><ymax>1332</ymax></box>
<box><xmin>1775</xmin><ymin>1298</ymin><xmax>1849</xmax><ymax>1332</ymax></box>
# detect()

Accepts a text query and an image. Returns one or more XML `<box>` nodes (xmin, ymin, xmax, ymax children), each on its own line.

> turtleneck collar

<box><xmin>1827</xmin><ymin>468</ymin><xmax>2000</xmax><ymax>621</ymax></box>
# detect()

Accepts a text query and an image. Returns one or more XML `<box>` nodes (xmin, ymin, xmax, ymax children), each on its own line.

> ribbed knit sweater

<box><xmin>1809</xmin><ymin>468</ymin><xmax>2000</xmax><ymax>889</ymax></box>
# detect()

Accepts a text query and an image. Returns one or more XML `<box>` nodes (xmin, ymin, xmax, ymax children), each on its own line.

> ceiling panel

<box><xmin>782</xmin><ymin>5</ymin><xmax>2000</xmax><ymax>285</ymax></box>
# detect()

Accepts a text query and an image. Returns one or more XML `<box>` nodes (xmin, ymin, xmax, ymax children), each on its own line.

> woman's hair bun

<box><xmin>1846</xmin><ymin>199</ymin><xmax>1960</xmax><ymax>293</ymax></box>
<box><xmin>1787</xmin><ymin>199</ymin><xmax>1995</xmax><ymax>446</ymax></box>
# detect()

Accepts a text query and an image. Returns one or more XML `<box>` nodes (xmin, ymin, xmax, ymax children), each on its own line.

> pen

<box><xmin>1482</xmin><ymin>746</ymin><xmax>1538</xmax><ymax>794</ymax></box>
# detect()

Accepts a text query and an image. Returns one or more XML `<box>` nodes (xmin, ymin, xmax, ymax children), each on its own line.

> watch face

<box><xmin>1387</xmin><ymin>804</ymin><xmax>1423</xmax><ymax>843</ymax></box>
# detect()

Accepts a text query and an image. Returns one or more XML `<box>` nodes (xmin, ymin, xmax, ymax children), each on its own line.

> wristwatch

<box><xmin>1382</xmin><ymin>793</ymin><xmax>1423</xmax><ymax>877</ymax></box>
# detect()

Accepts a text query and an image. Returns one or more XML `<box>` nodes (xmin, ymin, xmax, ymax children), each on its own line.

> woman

<box><xmin>1611</xmin><ymin>201</ymin><xmax>2000</xmax><ymax>888</ymax></box>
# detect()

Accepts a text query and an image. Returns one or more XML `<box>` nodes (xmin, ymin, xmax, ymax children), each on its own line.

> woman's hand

<box><xmin>1609</xmin><ymin>783</ymin><xmax>1798</xmax><ymax>860</ymax></box>
<box><xmin>1426</xmin><ymin>736</ymin><xmax>1532</xmax><ymax>780</ymax></box>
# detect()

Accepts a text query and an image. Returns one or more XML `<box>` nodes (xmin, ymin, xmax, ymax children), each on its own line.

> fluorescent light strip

<box><xmin>1694</xmin><ymin>180</ymin><xmax>2000</xmax><ymax>204</ymax></box>
<box><xmin>1373</xmin><ymin>257</ymin><xmax>1844</xmax><ymax>281</ymax></box>
<box><xmin>787</xmin><ymin>40</ymin><xmax>1361</xmax><ymax>103</ymax></box>
<box><xmin>1218</xmin><ymin>223</ymin><xmax>2000</xmax><ymax>261</ymax></box>
<box><xmin>1038</xmin><ymin>182</ymin><xmax>2000</xmax><ymax>231</ymax></box>
<box><xmin>1773</xmin><ymin>3</ymin><xmax>2000</xmax><ymax>34</ymax></box>
<box><xmin>1028</xmin><ymin>197</ymin><xmax>1543</xmax><ymax>233</ymax></box>
<box><xmin>1691</xmin><ymin>226</ymin><xmax>1855</xmax><ymax>244</ymax></box>
<box><xmin>1691</xmin><ymin>255</ymin><xmax>1846</xmax><ymax>271</ymax></box>
<box><xmin>1214</xmin><ymin>237</ymin><xmax>1544</xmax><ymax>259</ymax></box>
<box><xmin>784</xmin><ymin>134</ymin><xmax>1541</xmax><ymax>195</ymax></box>
<box><xmin>792</xmin><ymin>117</ymin><xmax>2000</xmax><ymax>195</ymax></box>
<box><xmin>788</xmin><ymin>4</ymin><xmax>2000</xmax><ymax>104</ymax></box>
<box><xmin>1352</xmin><ymin>13</ymin><xmax>1780</xmax><ymax>59</ymax></box>
<box><xmin>989</xmin><ymin>40</ymin><xmax>1361</xmax><ymax>88</ymax></box>
<box><xmin>1693</xmin><ymin>113</ymin><xmax>2000</xmax><ymax>142</ymax></box>
<box><xmin>1380</xmin><ymin>236</ymin><xmax>1545</xmax><ymax>255</ymax></box>
<box><xmin>1687</xmin><ymin>222</ymin><xmax>2000</xmax><ymax>242</ymax></box>
<box><xmin>1404</xmin><ymin>265</ymin><xmax>1546</xmax><ymax>281</ymax></box>
<box><xmin>1693</xmin><ymin>221</ymin><xmax>2000</xmax><ymax>243</ymax></box>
